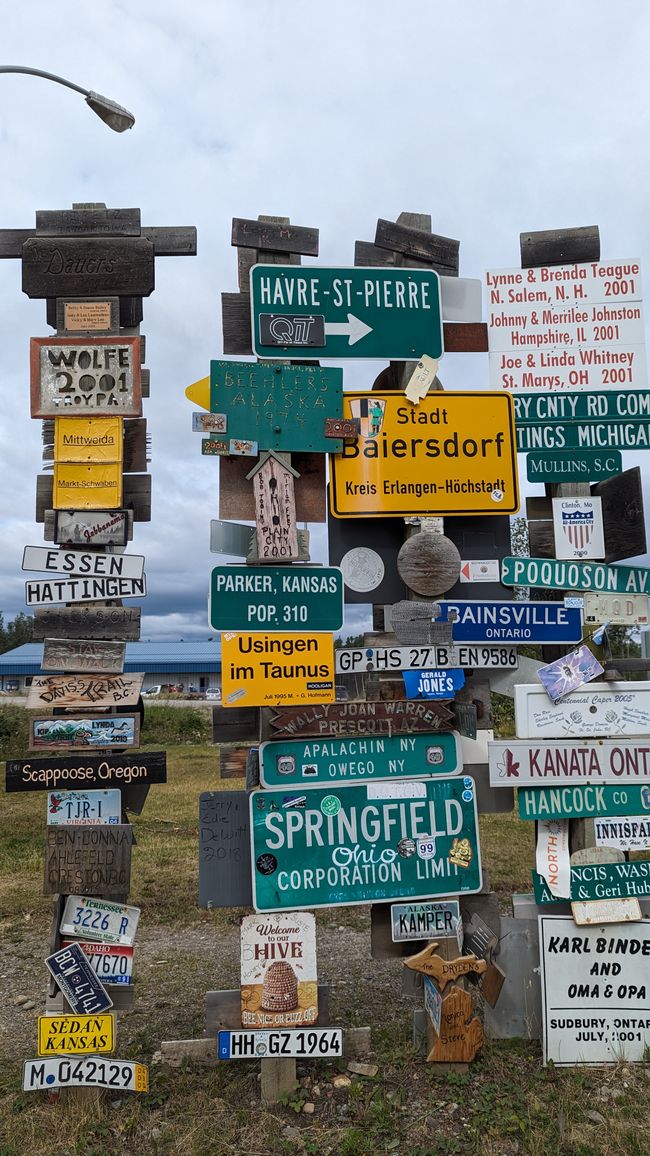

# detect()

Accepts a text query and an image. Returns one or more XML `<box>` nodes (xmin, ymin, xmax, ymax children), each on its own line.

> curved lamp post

<box><xmin>0</xmin><ymin>65</ymin><xmax>134</xmax><ymax>131</ymax></box>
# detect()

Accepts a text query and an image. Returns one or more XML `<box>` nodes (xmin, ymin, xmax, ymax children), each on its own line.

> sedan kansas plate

<box><xmin>38</xmin><ymin>1013</ymin><xmax>115</xmax><ymax>1056</ymax></box>
<box><xmin>218</xmin><ymin>1028</ymin><xmax>343</xmax><ymax>1060</ymax></box>
<box><xmin>60</xmin><ymin>895</ymin><xmax>140</xmax><ymax>946</ymax></box>
<box><xmin>23</xmin><ymin>1057</ymin><xmax>148</xmax><ymax>1092</ymax></box>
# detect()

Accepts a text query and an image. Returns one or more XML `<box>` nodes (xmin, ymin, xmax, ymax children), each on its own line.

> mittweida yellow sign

<box><xmin>329</xmin><ymin>392</ymin><xmax>519</xmax><ymax>517</ymax></box>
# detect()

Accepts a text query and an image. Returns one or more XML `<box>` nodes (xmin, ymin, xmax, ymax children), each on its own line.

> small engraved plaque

<box><xmin>64</xmin><ymin>302</ymin><xmax>112</xmax><ymax>331</ymax></box>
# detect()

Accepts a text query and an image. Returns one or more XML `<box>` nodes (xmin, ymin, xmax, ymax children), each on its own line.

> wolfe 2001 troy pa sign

<box><xmin>435</xmin><ymin>600</ymin><xmax>582</xmax><ymax>645</ymax></box>
<box><xmin>258</xmin><ymin>732</ymin><xmax>462</xmax><ymax>787</ymax></box>
<box><xmin>514</xmin><ymin>682</ymin><xmax>650</xmax><ymax>739</ymax></box>
<box><xmin>30</xmin><ymin>337</ymin><xmax>142</xmax><ymax>417</ymax></box>
<box><xmin>490</xmin><ymin>738</ymin><xmax>650</xmax><ymax>787</ymax></box>
<box><xmin>501</xmin><ymin>556</ymin><xmax>650</xmax><ymax>595</ymax></box>
<box><xmin>250</xmin><ymin>265</ymin><xmax>443</xmax><ymax>360</ymax></box>
<box><xmin>209</xmin><ymin>566</ymin><xmax>343</xmax><ymax>632</ymax></box>
<box><xmin>250</xmin><ymin>777</ymin><xmax>481</xmax><ymax>912</ymax></box>
<box><xmin>221</xmin><ymin>632</ymin><xmax>335</xmax><ymax>707</ymax></box>
<box><xmin>335</xmin><ymin>644</ymin><xmax>517</xmax><ymax>672</ymax></box>
<box><xmin>330</xmin><ymin>392</ymin><xmax>519</xmax><ymax>517</ymax></box>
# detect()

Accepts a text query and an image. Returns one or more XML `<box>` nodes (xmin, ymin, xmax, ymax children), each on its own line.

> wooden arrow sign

<box><xmin>403</xmin><ymin>942</ymin><xmax>487</xmax><ymax>990</ymax></box>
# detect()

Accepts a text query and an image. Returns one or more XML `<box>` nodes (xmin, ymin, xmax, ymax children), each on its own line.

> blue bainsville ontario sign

<box><xmin>435</xmin><ymin>600</ymin><xmax>582</xmax><ymax>645</ymax></box>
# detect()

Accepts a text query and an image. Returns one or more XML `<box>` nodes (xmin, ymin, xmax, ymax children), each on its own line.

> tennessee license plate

<box><xmin>218</xmin><ymin>1028</ymin><xmax>343</xmax><ymax>1060</ymax></box>
<box><xmin>61</xmin><ymin>940</ymin><xmax>134</xmax><ymax>985</ymax></box>
<box><xmin>23</xmin><ymin>1057</ymin><xmax>148</xmax><ymax>1092</ymax></box>
<box><xmin>60</xmin><ymin>895</ymin><xmax>140</xmax><ymax>946</ymax></box>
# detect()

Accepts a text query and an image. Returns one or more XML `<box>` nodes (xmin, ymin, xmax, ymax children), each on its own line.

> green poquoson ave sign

<box><xmin>209</xmin><ymin>565</ymin><xmax>344</xmax><ymax>631</ymax></box>
<box><xmin>501</xmin><ymin>556</ymin><xmax>650</xmax><ymax>594</ymax></box>
<box><xmin>519</xmin><ymin>783</ymin><xmax>650</xmax><ymax>820</ymax></box>
<box><xmin>532</xmin><ymin>860</ymin><xmax>650</xmax><ymax>904</ymax></box>
<box><xmin>525</xmin><ymin>450</ymin><xmax>622</xmax><ymax>483</ymax></box>
<box><xmin>250</xmin><ymin>777</ymin><xmax>482</xmax><ymax>911</ymax></box>
<box><xmin>250</xmin><ymin>265</ymin><xmax>443</xmax><ymax>360</ymax></box>
<box><xmin>258</xmin><ymin>732</ymin><xmax>462</xmax><ymax>788</ymax></box>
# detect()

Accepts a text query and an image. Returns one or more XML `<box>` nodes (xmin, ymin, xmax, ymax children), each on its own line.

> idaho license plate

<box><xmin>218</xmin><ymin>1028</ymin><xmax>343</xmax><ymax>1060</ymax></box>
<box><xmin>61</xmin><ymin>940</ymin><xmax>134</xmax><ymax>985</ymax></box>
<box><xmin>60</xmin><ymin>895</ymin><xmax>140</xmax><ymax>946</ymax></box>
<box><xmin>23</xmin><ymin>1057</ymin><xmax>148</xmax><ymax>1092</ymax></box>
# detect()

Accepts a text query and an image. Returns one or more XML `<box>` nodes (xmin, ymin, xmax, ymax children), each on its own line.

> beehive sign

<box><xmin>240</xmin><ymin>912</ymin><xmax>318</xmax><ymax>1028</ymax></box>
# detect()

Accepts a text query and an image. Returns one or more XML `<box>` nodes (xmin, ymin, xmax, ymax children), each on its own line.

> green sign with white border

<box><xmin>209</xmin><ymin>565</ymin><xmax>344</xmax><ymax>632</ymax></box>
<box><xmin>519</xmin><ymin>783</ymin><xmax>650</xmax><ymax>821</ymax></box>
<box><xmin>259</xmin><ymin>732</ymin><xmax>462</xmax><ymax>787</ymax></box>
<box><xmin>501</xmin><ymin>556</ymin><xmax>650</xmax><ymax>595</ymax></box>
<box><xmin>526</xmin><ymin>450</ymin><xmax>622</xmax><ymax>484</ymax></box>
<box><xmin>250</xmin><ymin>776</ymin><xmax>481</xmax><ymax>911</ymax></box>
<box><xmin>532</xmin><ymin>860</ymin><xmax>650</xmax><ymax>904</ymax></box>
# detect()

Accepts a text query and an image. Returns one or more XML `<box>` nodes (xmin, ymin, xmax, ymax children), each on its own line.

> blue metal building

<box><xmin>0</xmin><ymin>640</ymin><xmax>222</xmax><ymax>695</ymax></box>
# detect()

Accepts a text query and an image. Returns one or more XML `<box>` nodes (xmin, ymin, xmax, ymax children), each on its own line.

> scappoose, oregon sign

<box><xmin>250</xmin><ymin>777</ymin><xmax>482</xmax><ymax>911</ymax></box>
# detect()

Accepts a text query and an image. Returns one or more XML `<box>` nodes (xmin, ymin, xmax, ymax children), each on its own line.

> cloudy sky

<box><xmin>1</xmin><ymin>0</ymin><xmax>649</xmax><ymax>640</ymax></box>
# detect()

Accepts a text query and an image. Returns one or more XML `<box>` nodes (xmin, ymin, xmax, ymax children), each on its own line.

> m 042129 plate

<box><xmin>23</xmin><ymin>1057</ymin><xmax>147</xmax><ymax>1092</ymax></box>
<box><xmin>218</xmin><ymin>1028</ymin><xmax>343</xmax><ymax>1060</ymax></box>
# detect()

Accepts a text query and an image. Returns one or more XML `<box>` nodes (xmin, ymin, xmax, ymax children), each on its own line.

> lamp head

<box><xmin>85</xmin><ymin>90</ymin><xmax>135</xmax><ymax>132</ymax></box>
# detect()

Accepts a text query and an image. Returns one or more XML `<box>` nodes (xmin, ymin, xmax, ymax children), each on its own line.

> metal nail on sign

<box><xmin>209</xmin><ymin>565</ymin><xmax>344</xmax><ymax>632</ymax></box>
<box><xmin>490</xmin><ymin>738</ymin><xmax>650</xmax><ymax>787</ymax></box>
<box><xmin>329</xmin><ymin>392</ymin><xmax>519</xmax><ymax>518</ymax></box>
<box><xmin>258</xmin><ymin>732</ymin><xmax>462</xmax><ymax>787</ymax></box>
<box><xmin>30</xmin><ymin>337</ymin><xmax>142</xmax><ymax>417</ymax></box>
<box><xmin>250</xmin><ymin>265</ymin><xmax>443</xmax><ymax>361</ymax></box>
<box><xmin>250</xmin><ymin>777</ymin><xmax>482</xmax><ymax>912</ymax></box>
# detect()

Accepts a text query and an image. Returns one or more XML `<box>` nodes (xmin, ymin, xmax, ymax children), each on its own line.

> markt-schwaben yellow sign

<box><xmin>53</xmin><ymin>462</ymin><xmax>123</xmax><ymax>510</ymax></box>
<box><xmin>329</xmin><ymin>392</ymin><xmax>519</xmax><ymax>517</ymax></box>
<box><xmin>221</xmin><ymin>632</ymin><xmax>335</xmax><ymax>708</ymax></box>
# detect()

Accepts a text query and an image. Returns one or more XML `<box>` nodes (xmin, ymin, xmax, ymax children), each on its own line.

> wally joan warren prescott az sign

<box><xmin>250</xmin><ymin>777</ymin><xmax>481</xmax><ymax>912</ymax></box>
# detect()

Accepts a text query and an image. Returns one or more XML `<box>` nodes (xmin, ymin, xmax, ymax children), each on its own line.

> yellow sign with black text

<box><xmin>221</xmin><ymin>632</ymin><xmax>335</xmax><ymax>707</ymax></box>
<box><xmin>329</xmin><ymin>392</ymin><xmax>519</xmax><ymax>517</ymax></box>
<box><xmin>54</xmin><ymin>416</ymin><xmax>123</xmax><ymax>464</ymax></box>
<box><xmin>53</xmin><ymin>462</ymin><xmax>123</xmax><ymax>510</ymax></box>
<box><xmin>38</xmin><ymin>1013</ymin><xmax>115</xmax><ymax>1056</ymax></box>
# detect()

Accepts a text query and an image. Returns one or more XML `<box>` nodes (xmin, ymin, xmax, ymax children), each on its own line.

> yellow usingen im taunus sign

<box><xmin>329</xmin><ymin>392</ymin><xmax>519</xmax><ymax>517</ymax></box>
<box><xmin>54</xmin><ymin>417</ymin><xmax>123</xmax><ymax>464</ymax></box>
<box><xmin>221</xmin><ymin>632</ymin><xmax>335</xmax><ymax>707</ymax></box>
<box><xmin>38</xmin><ymin>1013</ymin><xmax>115</xmax><ymax>1056</ymax></box>
<box><xmin>53</xmin><ymin>462</ymin><xmax>123</xmax><ymax>509</ymax></box>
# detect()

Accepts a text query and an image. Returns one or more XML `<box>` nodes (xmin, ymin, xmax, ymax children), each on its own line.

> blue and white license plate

<box><xmin>23</xmin><ymin>1057</ymin><xmax>148</xmax><ymax>1092</ymax></box>
<box><xmin>218</xmin><ymin>1028</ymin><xmax>343</xmax><ymax>1060</ymax></box>
<box><xmin>61</xmin><ymin>939</ymin><xmax>134</xmax><ymax>985</ymax></box>
<box><xmin>47</xmin><ymin>789</ymin><xmax>122</xmax><ymax>826</ymax></box>
<box><xmin>60</xmin><ymin>895</ymin><xmax>140</xmax><ymax>946</ymax></box>
<box><xmin>45</xmin><ymin>943</ymin><xmax>112</xmax><ymax>1015</ymax></box>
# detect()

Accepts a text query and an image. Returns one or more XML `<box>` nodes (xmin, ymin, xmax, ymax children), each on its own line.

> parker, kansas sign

<box><xmin>258</xmin><ymin>732</ymin><xmax>462</xmax><ymax>787</ymax></box>
<box><xmin>501</xmin><ymin>556</ymin><xmax>650</xmax><ymax>595</ymax></box>
<box><xmin>489</xmin><ymin>738</ymin><xmax>650</xmax><ymax>787</ymax></box>
<box><xmin>514</xmin><ymin>682</ymin><xmax>650</xmax><ymax>739</ymax></box>
<box><xmin>250</xmin><ymin>265</ymin><xmax>443</xmax><ymax>361</ymax></box>
<box><xmin>329</xmin><ymin>393</ymin><xmax>519</xmax><ymax>517</ymax></box>
<box><xmin>250</xmin><ymin>776</ymin><xmax>482</xmax><ymax>911</ymax></box>
<box><xmin>435</xmin><ymin>600</ymin><xmax>582</xmax><ymax>645</ymax></box>
<box><xmin>30</xmin><ymin>337</ymin><xmax>142</xmax><ymax>417</ymax></box>
<box><xmin>209</xmin><ymin>566</ymin><xmax>343</xmax><ymax>632</ymax></box>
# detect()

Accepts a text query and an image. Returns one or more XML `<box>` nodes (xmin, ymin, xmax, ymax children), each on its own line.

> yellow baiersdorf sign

<box><xmin>221</xmin><ymin>632</ymin><xmax>335</xmax><ymax>707</ymax></box>
<box><xmin>329</xmin><ymin>392</ymin><xmax>519</xmax><ymax>517</ymax></box>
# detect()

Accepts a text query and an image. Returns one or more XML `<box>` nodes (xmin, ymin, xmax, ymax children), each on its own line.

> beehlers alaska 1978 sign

<box><xmin>329</xmin><ymin>393</ymin><xmax>519</xmax><ymax>517</ymax></box>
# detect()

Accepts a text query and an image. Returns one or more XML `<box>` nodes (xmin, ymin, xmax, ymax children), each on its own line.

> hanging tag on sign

<box><xmin>405</xmin><ymin>355</ymin><xmax>439</xmax><ymax>404</ymax></box>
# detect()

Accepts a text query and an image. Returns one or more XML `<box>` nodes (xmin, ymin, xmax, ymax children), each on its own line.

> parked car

<box><xmin>142</xmin><ymin>685</ymin><xmax>162</xmax><ymax>697</ymax></box>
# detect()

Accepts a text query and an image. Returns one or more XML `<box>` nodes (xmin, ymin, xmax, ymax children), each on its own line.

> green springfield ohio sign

<box><xmin>209</xmin><ymin>566</ymin><xmax>344</xmax><ymax>632</ymax></box>
<box><xmin>501</xmin><ymin>556</ymin><xmax>650</xmax><ymax>595</ymax></box>
<box><xmin>258</xmin><ymin>732</ymin><xmax>462</xmax><ymax>787</ymax></box>
<box><xmin>250</xmin><ymin>265</ymin><xmax>443</xmax><ymax>361</ymax></box>
<box><xmin>250</xmin><ymin>777</ymin><xmax>482</xmax><ymax>912</ymax></box>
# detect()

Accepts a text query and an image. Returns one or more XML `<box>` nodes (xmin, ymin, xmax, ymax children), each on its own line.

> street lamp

<box><xmin>0</xmin><ymin>65</ymin><xmax>135</xmax><ymax>131</ymax></box>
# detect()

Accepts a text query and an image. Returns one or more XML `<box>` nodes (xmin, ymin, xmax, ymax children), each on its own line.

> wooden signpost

<box><xmin>41</xmin><ymin>639</ymin><xmax>126</xmax><ymax>674</ymax></box>
<box><xmin>5</xmin><ymin>751</ymin><xmax>166</xmax><ymax>792</ymax></box>
<box><xmin>269</xmin><ymin>699</ymin><xmax>454</xmax><ymax>737</ymax></box>
<box><xmin>43</xmin><ymin>824</ymin><xmax>133</xmax><ymax>895</ymax></box>
<box><xmin>32</xmin><ymin>606</ymin><xmax>141</xmax><ymax>641</ymax></box>
<box><xmin>425</xmin><ymin>987</ymin><xmax>484</xmax><ymax>1064</ymax></box>
<box><xmin>24</xmin><ymin>672</ymin><xmax>144</xmax><ymax>710</ymax></box>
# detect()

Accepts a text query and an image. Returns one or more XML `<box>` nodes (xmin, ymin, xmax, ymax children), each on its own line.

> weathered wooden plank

<box><xmin>0</xmin><ymin>228</ymin><xmax>31</xmax><ymax>258</ymax></box>
<box><xmin>354</xmin><ymin>240</ymin><xmax>398</xmax><ymax>267</ymax></box>
<box><xmin>268</xmin><ymin>699</ymin><xmax>454</xmax><ymax>737</ymax></box>
<box><xmin>249</xmin><ymin>453</ymin><xmax>299</xmax><ymax>560</ymax></box>
<box><xmin>141</xmin><ymin>226</ymin><xmax>198</xmax><ymax>256</ymax></box>
<box><xmin>592</xmin><ymin>466</ymin><xmax>646</xmax><ymax>563</ymax></box>
<box><xmin>36</xmin><ymin>474</ymin><xmax>151</xmax><ymax>522</ymax></box>
<box><xmin>7</xmin><ymin>751</ymin><xmax>165</xmax><ymax>794</ymax></box>
<box><xmin>520</xmin><ymin>225</ymin><xmax>600</xmax><ymax>268</ymax></box>
<box><xmin>32</xmin><ymin>606</ymin><xmax>141</xmax><ymax>641</ymax></box>
<box><xmin>43</xmin><ymin>824</ymin><xmax>133</xmax><ymax>896</ymax></box>
<box><xmin>22</xmin><ymin>237</ymin><xmax>155</xmax><ymax>299</ymax></box>
<box><xmin>123</xmin><ymin>419</ymin><xmax>148</xmax><ymax>473</ymax></box>
<box><xmin>41</xmin><ymin>638</ymin><xmax>126</xmax><ymax>674</ymax></box>
<box><xmin>231</xmin><ymin>218</ymin><xmax>318</xmax><ymax>256</ymax></box>
<box><xmin>442</xmin><ymin>322</ymin><xmax>488</xmax><ymax>353</ymax></box>
<box><xmin>212</xmin><ymin>706</ymin><xmax>259</xmax><ymax>744</ymax></box>
<box><xmin>220</xmin><ymin>747</ymin><xmax>249</xmax><ymax>779</ymax></box>
<box><xmin>527</xmin><ymin>519</ymin><xmax>555</xmax><ymax>558</ymax></box>
<box><xmin>35</xmin><ymin>208</ymin><xmax>141</xmax><ymax>235</ymax></box>
<box><xmin>219</xmin><ymin>452</ymin><xmax>325</xmax><ymax>522</ymax></box>
<box><xmin>374</xmin><ymin>219</ymin><xmax>459</xmax><ymax>271</ymax></box>
<box><xmin>25</xmin><ymin>672</ymin><xmax>145</xmax><ymax>710</ymax></box>
<box><xmin>43</xmin><ymin>509</ymin><xmax>133</xmax><ymax>545</ymax></box>
<box><xmin>221</xmin><ymin>292</ymin><xmax>252</xmax><ymax>355</ymax></box>
<box><xmin>140</xmin><ymin>368</ymin><xmax>150</xmax><ymax>398</ymax></box>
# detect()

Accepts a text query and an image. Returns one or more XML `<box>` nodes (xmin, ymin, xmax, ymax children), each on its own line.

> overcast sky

<box><xmin>1</xmin><ymin>0</ymin><xmax>649</xmax><ymax>641</ymax></box>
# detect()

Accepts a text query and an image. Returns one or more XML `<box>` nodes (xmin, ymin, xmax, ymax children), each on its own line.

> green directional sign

<box><xmin>210</xmin><ymin>360</ymin><xmax>344</xmax><ymax>453</ymax></box>
<box><xmin>519</xmin><ymin>783</ymin><xmax>650</xmax><ymax>820</ymax></box>
<box><xmin>209</xmin><ymin>565</ymin><xmax>343</xmax><ymax>631</ymax></box>
<box><xmin>517</xmin><ymin>421</ymin><xmax>650</xmax><ymax>453</ymax></box>
<box><xmin>250</xmin><ymin>777</ymin><xmax>482</xmax><ymax>911</ymax></box>
<box><xmin>514</xmin><ymin>391</ymin><xmax>650</xmax><ymax>424</ymax></box>
<box><xmin>250</xmin><ymin>265</ymin><xmax>443</xmax><ymax>361</ymax></box>
<box><xmin>259</xmin><ymin>732</ymin><xmax>462</xmax><ymax>787</ymax></box>
<box><xmin>532</xmin><ymin>861</ymin><xmax>650</xmax><ymax>904</ymax></box>
<box><xmin>526</xmin><ymin>450</ymin><xmax>622</xmax><ymax>483</ymax></box>
<box><xmin>501</xmin><ymin>556</ymin><xmax>650</xmax><ymax>595</ymax></box>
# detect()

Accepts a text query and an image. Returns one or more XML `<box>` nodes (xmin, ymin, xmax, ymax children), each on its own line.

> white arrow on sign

<box><xmin>324</xmin><ymin>314</ymin><xmax>373</xmax><ymax>346</ymax></box>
